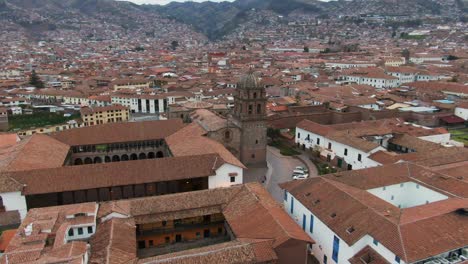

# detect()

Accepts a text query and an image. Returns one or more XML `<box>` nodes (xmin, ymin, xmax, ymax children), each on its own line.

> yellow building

<box><xmin>80</xmin><ymin>105</ymin><xmax>130</xmax><ymax>126</ymax></box>
<box><xmin>113</xmin><ymin>79</ymin><xmax>152</xmax><ymax>91</ymax></box>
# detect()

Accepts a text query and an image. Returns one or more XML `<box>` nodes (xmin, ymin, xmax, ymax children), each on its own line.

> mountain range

<box><xmin>0</xmin><ymin>0</ymin><xmax>466</xmax><ymax>41</ymax></box>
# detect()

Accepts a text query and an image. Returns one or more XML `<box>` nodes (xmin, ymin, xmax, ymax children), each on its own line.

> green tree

<box><xmin>401</xmin><ymin>49</ymin><xmax>410</xmax><ymax>62</ymax></box>
<box><xmin>446</xmin><ymin>55</ymin><xmax>459</xmax><ymax>61</ymax></box>
<box><xmin>171</xmin><ymin>40</ymin><xmax>179</xmax><ymax>51</ymax></box>
<box><xmin>29</xmin><ymin>70</ymin><xmax>44</xmax><ymax>89</ymax></box>
<box><xmin>267</xmin><ymin>128</ymin><xmax>281</xmax><ymax>142</ymax></box>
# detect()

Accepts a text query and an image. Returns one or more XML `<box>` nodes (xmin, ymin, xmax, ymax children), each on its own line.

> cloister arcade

<box><xmin>71</xmin><ymin>139</ymin><xmax>169</xmax><ymax>165</ymax></box>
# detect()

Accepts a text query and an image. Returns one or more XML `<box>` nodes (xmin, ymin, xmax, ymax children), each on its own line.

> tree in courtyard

<box><xmin>29</xmin><ymin>70</ymin><xmax>44</xmax><ymax>89</ymax></box>
<box><xmin>267</xmin><ymin>128</ymin><xmax>281</xmax><ymax>142</ymax></box>
<box><xmin>401</xmin><ymin>48</ymin><xmax>410</xmax><ymax>63</ymax></box>
<box><xmin>171</xmin><ymin>40</ymin><xmax>179</xmax><ymax>51</ymax></box>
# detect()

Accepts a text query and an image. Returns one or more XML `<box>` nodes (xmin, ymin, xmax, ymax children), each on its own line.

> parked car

<box><xmin>293</xmin><ymin>174</ymin><xmax>309</xmax><ymax>180</ymax></box>
<box><xmin>293</xmin><ymin>169</ymin><xmax>307</xmax><ymax>175</ymax></box>
<box><xmin>295</xmin><ymin>166</ymin><xmax>308</xmax><ymax>173</ymax></box>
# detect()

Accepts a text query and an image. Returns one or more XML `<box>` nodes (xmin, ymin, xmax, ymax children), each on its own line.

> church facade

<box><xmin>190</xmin><ymin>72</ymin><xmax>268</xmax><ymax>167</ymax></box>
<box><xmin>232</xmin><ymin>72</ymin><xmax>268</xmax><ymax>166</ymax></box>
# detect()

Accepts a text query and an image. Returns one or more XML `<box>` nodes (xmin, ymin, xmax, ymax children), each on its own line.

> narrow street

<box><xmin>265</xmin><ymin>146</ymin><xmax>318</xmax><ymax>202</ymax></box>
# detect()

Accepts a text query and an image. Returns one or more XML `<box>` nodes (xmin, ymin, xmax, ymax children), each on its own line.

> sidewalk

<box><xmin>295</xmin><ymin>152</ymin><xmax>319</xmax><ymax>178</ymax></box>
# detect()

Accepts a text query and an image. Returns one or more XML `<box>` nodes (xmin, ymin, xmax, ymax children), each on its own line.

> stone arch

<box><xmin>105</xmin><ymin>156</ymin><xmax>111</xmax><ymax>163</ymax></box>
<box><xmin>148</xmin><ymin>152</ymin><xmax>156</xmax><ymax>159</ymax></box>
<box><xmin>130</xmin><ymin>153</ymin><xmax>138</xmax><ymax>160</ymax></box>
<box><xmin>84</xmin><ymin>157</ymin><xmax>93</xmax><ymax>164</ymax></box>
<box><xmin>121</xmin><ymin>154</ymin><xmax>129</xmax><ymax>161</ymax></box>
<box><xmin>74</xmin><ymin>158</ymin><xmax>83</xmax><ymax>165</ymax></box>
<box><xmin>112</xmin><ymin>155</ymin><xmax>120</xmax><ymax>162</ymax></box>
<box><xmin>139</xmin><ymin>153</ymin><xmax>147</xmax><ymax>160</ymax></box>
<box><xmin>156</xmin><ymin>151</ymin><xmax>164</xmax><ymax>158</ymax></box>
<box><xmin>94</xmin><ymin>157</ymin><xmax>102</xmax><ymax>163</ymax></box>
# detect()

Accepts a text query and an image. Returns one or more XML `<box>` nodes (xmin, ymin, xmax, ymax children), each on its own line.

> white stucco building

<box><xmin>281</xmin><ymin>163</ymin><xmax>468</xmax><ymax>264</ymax></box>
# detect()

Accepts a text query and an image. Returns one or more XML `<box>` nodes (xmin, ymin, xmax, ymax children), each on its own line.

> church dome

<box><xmin>183</xmin><ymin>101</ymin><xmax>213</xmax><ymax>109</ymax></box>
<box><xmin>237</xmin><ymin>71</ymin><xmax>261</xmax><ymax>89</ymax></box>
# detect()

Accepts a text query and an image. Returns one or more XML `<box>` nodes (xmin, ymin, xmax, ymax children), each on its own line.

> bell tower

<box><xmin>233</xmin><ymin>71</ymin><xmax>267</xmax><ymax>167</ymax></box>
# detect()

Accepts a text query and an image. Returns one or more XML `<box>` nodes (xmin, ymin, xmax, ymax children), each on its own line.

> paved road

<box><xmin>266</xmin><ymin>147</ymin><xmax>303</xmax><ymax>202</ymax></box>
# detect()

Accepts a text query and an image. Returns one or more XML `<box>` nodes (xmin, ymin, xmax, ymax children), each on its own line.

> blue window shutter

<box><xmin>290</xmin><ymin>198</ymin><xmax>294</xmax><ymax>214</ymax></box>
<box><xmin>332</xmin><ymin>236</ymin><xmax>340</xmax><ymax>263</ymax></box>
<box><xmin>310</xmin><ymin>214</ymin><xmax>314</xmax><ymax>233</ymax></box>
<box><xmin>302</xmin><ymin>214</ymin><xmax>306</xmax><ymax>230</ymax></box>
<box><xmin>395</xmin><ymin>256</ymin><xmax>400</xmax><ymax>263</ymax></box>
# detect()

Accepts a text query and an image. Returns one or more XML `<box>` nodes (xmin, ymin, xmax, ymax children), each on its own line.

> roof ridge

<box><xmin>323</xmin><ymin>178</ymin><xmax>401</xmax><ymax>224</ymax></box>
<box><xmin>245</xmin><ymin>184</ymin><xmax>307</xmax><ymax>244</ymax></box>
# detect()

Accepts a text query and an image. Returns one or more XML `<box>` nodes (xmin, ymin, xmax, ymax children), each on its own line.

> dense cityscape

<box><xmin>0</xmin><ymin>0</ymin><xmax>467</xmax><ymax>263</ymax></box>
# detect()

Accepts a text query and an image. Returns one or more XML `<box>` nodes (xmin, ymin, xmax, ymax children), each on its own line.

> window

<box><xmin>230</xmin><ymin>176</ymin><xmax>236</xmax><ymax>183</ymax></box>
<box><xmin>253</xmin><ymin>92</ymin><xmax>257</xmax><ymax>99</ymax></box>
<box><xmin>251</xmin><ymin>154</ymin><xmax>255</xmax><ymax>158</ymax></box>
<box><xmin>257</xmin><ymin>104</ymin><xmax>261</xmax><ymax>114</ymax></box>
<box><xmin>317</xmin><ymin>138</ymin><xmax>320</xmax><ymax>144</ymax></box>
<box><xmin>218</xmin><ymin>227</ymin><xmax>222</xmax><ymax>234</ymax></box>
<box><xmin>78</xmin><ymin>228</ymin><xmax>83</xmax><ymax>235</ymax></box>
<box><xmin>162</xmin><ymin>220</ymin><xmax>167</xmax><ymax>226</ymax></box>
<box><xmin>395</xmin><ymin>256</ymin><xmax>401</xmax><ymax>263</ymax></box>
<box><xmin>248</xmin><ymin>105</ymin><xmax>253</xmax><ymax>114</ymax></box>
<box><xmin>358</xmin><ymin>154</ymin><xmax>362</xmax><ymax>162</ymax></box>
<box><xmin>196</xmin><ymin>232</ymin><xmax>201</xmax><ymax>238</ymax></box>
<box><xmin>302</xmin><ymin>214</ymin><xmax>306</xmax><ymax>230</ymax></box>
<box><xmin>297</xmin><ymin>133</ymin><xmax>301</xmax><ymax>139</ymax></box>
<box><xmin>87</xmin><ymin>226</ymin><xmax>93</xmax><ymax>234</ymax></box>
<box><xmin>149</xmin><ymin>240</ymin><xmax>154</xmax><ymax>247</ymax></box>
<box><xmin>290</xmin><ymin>197</ymin><xmax>294</xmax><ymax>214</ymax></box>
<box><xmin>373</xmin><ymin>238</ymin><xmax>379</xmax><ymax>246</ymax></box>
<box><xmin>224</xmin><ymin>130</ymin><xmax>231</xmax><ymax>140</ymax></box>
<box><xmin>309</xmin><ymin>214</ymin><xmax>314</xmax><ymax>233</ymax></box>
<box><xmin>284</xmin><ymin>190</ymin><xmax>288</xmax><ymax>201</ymax></box>
<box><xmin>165</xmin><ymin>237</ymin><xmax>170</xmax><ymax>243</ymax></box>
<box><xmin>328</xmin><ymin>142</ymin><xmax>332</xmax><ymax>149</ymax></box>
<box><xmin>344</xmin><ymin>149</ymin><xmax>348</xmax><ymax>156</ymax></box>
<box><xmin>324</xmin><ymin>255</ymin><xmax>328</xmax><ymax>264</ymax></box>
<box><xmin>138</xmin><ymin>241</ymin><xmax>146</xmax><ymax>249</ymax></box>
<box><xmin>332</xmin><ymin>236</ymin><xmax>340</xmax><ymax>263</ymax></box>
<box><xmin>68</xmin><ymin>228</ymin><xmax>74</xmax><ymax>236</ymax></box>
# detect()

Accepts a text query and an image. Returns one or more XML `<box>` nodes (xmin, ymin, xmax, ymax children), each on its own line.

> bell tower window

<box><xmin>248</xmin><ymin>105</ymin><xmax>253</xmax><ymax>115</ymax></box>
<box><xmin>257</xmin><ymin>104</ymin><xmax>261</xmax><ymax>114</ymax></box>
<box><xmin>253</xmin><ymin>92</ymin><xmax>257</xmax><ymax>99</ymax></box>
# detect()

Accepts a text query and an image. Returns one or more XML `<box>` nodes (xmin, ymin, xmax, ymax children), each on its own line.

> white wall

<box><xmin>1</xmin><ymin>192</ymin><xmax>28</xmax><ymax>219</ymax></box>
<box><xmin>208</xmin><ymin>163</ymin><xmax>243</xmax><ymax>189</ymax></box>
<box><xmin>66</xmin><ymin>224</ymin><xmax>96</xmax><ymax>241</ymax></box>
<box><xmin>295</xmin><ymin>127</ymin><xmax>383</xmax><ymax>170</ymax></box>
<box><xmin>455</xmin><ymin>107</ymin><xmax>468</xmax><ymax>121</ymax></box>
<box><xmin>367</xmin><ymin>181</ymin><xmax>448</xmax><ymax>208</ymax></box>
<box><xmin>418</xmin><ymin>133</ymin><xmax>451</xmax><ymax>145</ymax></box>
<box><xmin>283</xmin><ymin>191</ymin><xmax>407</xmax><ymax>264</ymax></box>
